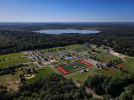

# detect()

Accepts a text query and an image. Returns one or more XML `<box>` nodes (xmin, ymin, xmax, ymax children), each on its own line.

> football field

<box><xmin>57</xmin><ymin>60</ymin><xmax>91</xmax><ymax>74</ymax></box>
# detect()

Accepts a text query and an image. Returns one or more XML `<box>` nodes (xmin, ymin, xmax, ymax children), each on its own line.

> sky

<box><xmin>0</xmin><ymin>0</ymin><xmax>134</xmax><ymax>22</ymax></box>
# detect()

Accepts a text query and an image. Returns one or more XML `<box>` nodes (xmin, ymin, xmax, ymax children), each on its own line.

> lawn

<box><xmin>0</xmin><ymin>52</ymin><xmax>24</xmax><ymax>60</ymax></box>
<box><xmin>95</xmin><ymin>54</ymin><xmax>120</xmax><ymax>61</ymax></box>
<box><xmin>25</xmin><ymin>67</ymin><xmax>56</xmax><ymax>83</ymax></box>
<box><xmin>68</xmin><ymin>71</ymin><xmax>96</xmax><ymax>83</ymax></box>
<box><xmin>51</xmin><ymin>50</ymin><xmax>71</xmax><ymax>56</ymax></box>
<box><xmin>95</xmin><ymin>68</ymin><xmax>122</xmax><ymax>76</ymax></box>
<box><xmin>120</xmin><ymin>62</ymin><xmax>134</xmax><ymax>73</ymax></box>
<box><xmin>42</xmin><ymin>44</ymin><xmax>82</xmax><ymax>52</ymax></box>
<box><xmin>30</xmin><ymin>63</ymin><xmax>37</xmax><ymax>69</ymax></box>
<box><xmin>71</xmin><ymin>46</ymin><xmax>91</xmax><ymax>53</ymax></box>
<box><xmin>0</xmin><ymin>71</ymin><xmax>21</xmax><ymax>86</ymax></box>
<box><xmin>0</xmin><ymin>57</ymin><xmax>30</xmax><ymax>68</ymax></box>
<box><xmin>64</xmin><ymin>44</ymin><xmax>83</xmax><ymax>49</ymax></box>
<box><xmin>42</xmin><ymin>47</ymin><xmax>60</xmax><ymax>52</ymax></box>
<box><xmin>125</xmin><ymin>57</ymin><xmax>134</xmax><ymax>65</ymax></box>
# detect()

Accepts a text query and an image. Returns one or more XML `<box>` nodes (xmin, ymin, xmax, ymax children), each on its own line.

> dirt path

<box><xmin>86</xmin><ymin>87</ymin><xmax>102</xmax><ymax>99</ymax></box>
<box><xmin>49</xmin><ymin>65</ymin><xmax>59</xmax><ymax>74</ymax></box>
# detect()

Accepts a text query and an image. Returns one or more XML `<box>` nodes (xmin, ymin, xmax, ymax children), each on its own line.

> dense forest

<box><xmin>0</xmin><ymin>73</ymin><xmax>101</xmax><ymax>100</ymax></box>
<box><xmin>1</xmin><ymin>73</ymin><xmax>134</xmax><ymax>100</ymax></box>
<box><xmin>85</xmin><ymin>74</ymin><xmax>134</xmax><ymax>99</ymax></box>
<box><xmin>0</xmin><ymin>23</ymin><xmax>134</xmax><ymax>56</ymax></box>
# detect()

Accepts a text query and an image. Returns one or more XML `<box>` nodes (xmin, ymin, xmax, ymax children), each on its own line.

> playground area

<box><xmin>49</xmin><ymin>59</ymin><xmax>58</xmax><ymax>63</ymax></box>
<box><xmin>71</xmin><ymin>46</ymin><xmax>91</xmax><ymax>53</ymax></box>
<box><xmin>57</xmin><ymin>60</ymin><xmax>91</xmax><ymax>74</ymax></box>
<box><xmin>51</xmin><ymin>50</ymin><xmax>71</xmax><ymax>56</ymax></box>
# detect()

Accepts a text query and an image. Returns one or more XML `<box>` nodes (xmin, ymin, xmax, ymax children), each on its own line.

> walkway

<box><xmin>86</xmin><ymin>87</ymin><xmax>102</xmax><ymax>99</ymax></box>
<box><xmin>49</xmin><ymin>65</ymin><xmax>59</xmax><ymax>74</ymax></box>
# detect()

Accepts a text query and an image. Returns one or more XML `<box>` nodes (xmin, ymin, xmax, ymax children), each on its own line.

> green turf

<box><xmin>125</xmin><ymin>57</ymin><xmax>134</xmax><ymax>65</ymax></box>
<box><xmin>59</xmin><ymin>61</ymin><xmax>90</xmax><ymax>72</ymax></box>
<box><xmin>64</xmin><ymin>44</ymin><xmax>83</xmax><ymax>49</ymax></box>
<box><xmin>51</xmin><ymin>50</ymin><xmax>71</xmax><ymax>56</ymax></box>
<box><xmin>96</xmin><ymin>68</ymin><xmax>122</xmax><ymax>76</ymax></box>
<box><xmin>120</xmin><ymin>62</ymin><xmax>134</xmax><ymax>73</ymax></box>
<box><xmin>26</xmin><ymin>67</ymin><xmax>56</xmax><ymax>83</ymax></box>
<box><xmin>0</xmin><ymin>57</ymin><xmax>29</xmax><ymax>68</ymax></box>
<box><xmin>0</xmin><ymin>52</ymin><xmax>24</xmax><ymax>60</ymax></box>
<box><xmin>95</xmin><ymin>54</ymin><xmax>120</xmax><ymax>61</ymax></box>
<box><xmin>30</xmin><ymin>63</ymin><xmax>37</xmax><ymax>69</ymax></box>
<box><xmin>71</xmin><ymin>46</ymin><xmax>90</xmax><ymax>53</ymax></box>
<box><xmin>42</xmin><ymin>44</ymin><xmax>82</xmax><ymax>52</ymax></box>
<box><xmin>68</xmin><ymin>71</ymin><xmax>96</xmax><ymax>83</ymax></box>
<box><xmin>42</xmin><ymin>47</ymin><xmax>60</xmax><ymax>52</ymax></box>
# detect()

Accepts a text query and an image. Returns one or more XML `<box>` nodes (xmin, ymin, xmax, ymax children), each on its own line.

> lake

<box><xmin>33</xmin><ymin>29</ymin><xmax>100</xmax><ymax>34</ymax></box>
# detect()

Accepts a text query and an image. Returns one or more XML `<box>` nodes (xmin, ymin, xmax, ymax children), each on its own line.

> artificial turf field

<box><xmin>51</xmin><ymin>50</ymin><xmax>71</xmax><ymax>56</ymax></box>
<box><xmin>57</xmin><ymin>61</ymin><xmax>91</xmax><ymax>74</ymax></box>
<box><xmin>71</xmin><ymin>46</ymin><xmax>91</xmax><ymax>53</ymax></box>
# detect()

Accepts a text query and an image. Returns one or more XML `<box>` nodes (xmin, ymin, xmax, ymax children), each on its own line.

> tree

<box><xmin>64</xmin><ymin>93</ymin><xmax>72</xmax><ymax>100</ymax></box>
<box><xmin>86</xmin><ymin>93</ymin><xmax>92</xmax><ymax>98</ymax></box>
<box><xmin>33</xmin><ymin>68</ymin><xmax>35</xmax><ymax>72</ymax></box>
<box><xmin>119</xmin><ymin>67</ymin><xmax>122</xmax><ymax>71</ymax></box>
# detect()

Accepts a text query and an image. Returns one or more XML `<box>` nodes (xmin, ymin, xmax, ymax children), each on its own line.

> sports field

<box><xmin>71</xmin><ymin>46</ymin><xmax>91</xmax><ymax>53</ymax></box>
<box><xmin>125</xmin><ymin>57</ymin><xmax>134</xmax><ymax>65</ymax></box>
<box><xmin>93</xmin><ymin>68</ymin><xmax>122</xmax><ymax>76</ymax></box>
<box><xmin>51</xmin><ymin>50</ymin><xmax>71</xmax><ymax>56</ymax></box>
<box><xmin>95</xmin><ymin>54</ymin><xmax>120</xmax><ymax>61</ymax></box>
<box><xmin>26</xmin><ymin>67</ymin><xmax>56</xmax><ymax>83</ymax></box>
<box><xmin>120</xmin><ymin>62</ymin><xmax>134</xmax><ymax>73</ymax></box>
<box><xmin>57</xmin><ymin>60</ymin><xmax>91</xmax><ymax>74</ymax></box>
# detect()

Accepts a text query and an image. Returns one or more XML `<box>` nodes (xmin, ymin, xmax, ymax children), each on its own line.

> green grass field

<box><xmin>59</xmin><ymin>61</ymin><xmax>90</xmax><ymax>72</ymax></box>
<box><xmin>0</xmin><ymin>52</ymin><xmax>24</xmax><ymax>60</ymax></box>
<box><xmin>25</xmin><ymin>67</ymin><xmax>56</xmax><ymax>83</ymax></box>
<box><xmin>42</xmin><ymin>44</ymin><xmax>82</xmax><ymax>52</ymax></box>
<box><xmin>64</xmin><ymin>44</ymin><xmax>83</xmax><ymax>49</ymax></box>
<box><xmin>30</xmin><ymin>63</ymin><xmax>37</xmax><ymax>69</ymax></box>
<box><xmin>68</xmin><ymin>71</ymin><xmax>96</xmax><ymax>83</ymax></box>
<box><xmin>51</xmin><ymin>50</ymin><xmax>71</xmax><ymax>56</ymax></box>
<box><xmin>120</xmin><ymin>62</ymin><xmax>134</xmax><ymax>73</ymax></box>
<box><xmin>0</xmin><ymin>57</ymin><xmax>30</xmax><ymax>68</ymax></box>
<box><xmin>125</xmin><ymin>57</ymin><xmax>134</xmax><ymax>65</ymax></box>
<box><xmin>93</xmin><ymin>67</ymin><xmax>122</xmax><ymax>76</ymax></box>
<box><xmin>71</xmin><ymin>46</ymin><xmax>91</xmax><ymax>53</ymax></box>
<box><xmin>95</xmin><ymin>54</ymin><xmax>120</xmax><ymax>61</ymax></box>
<box><xmin>0</xmin><ymin>71</ymin><xmax>21</xmax><ymax>86</ymax></box>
